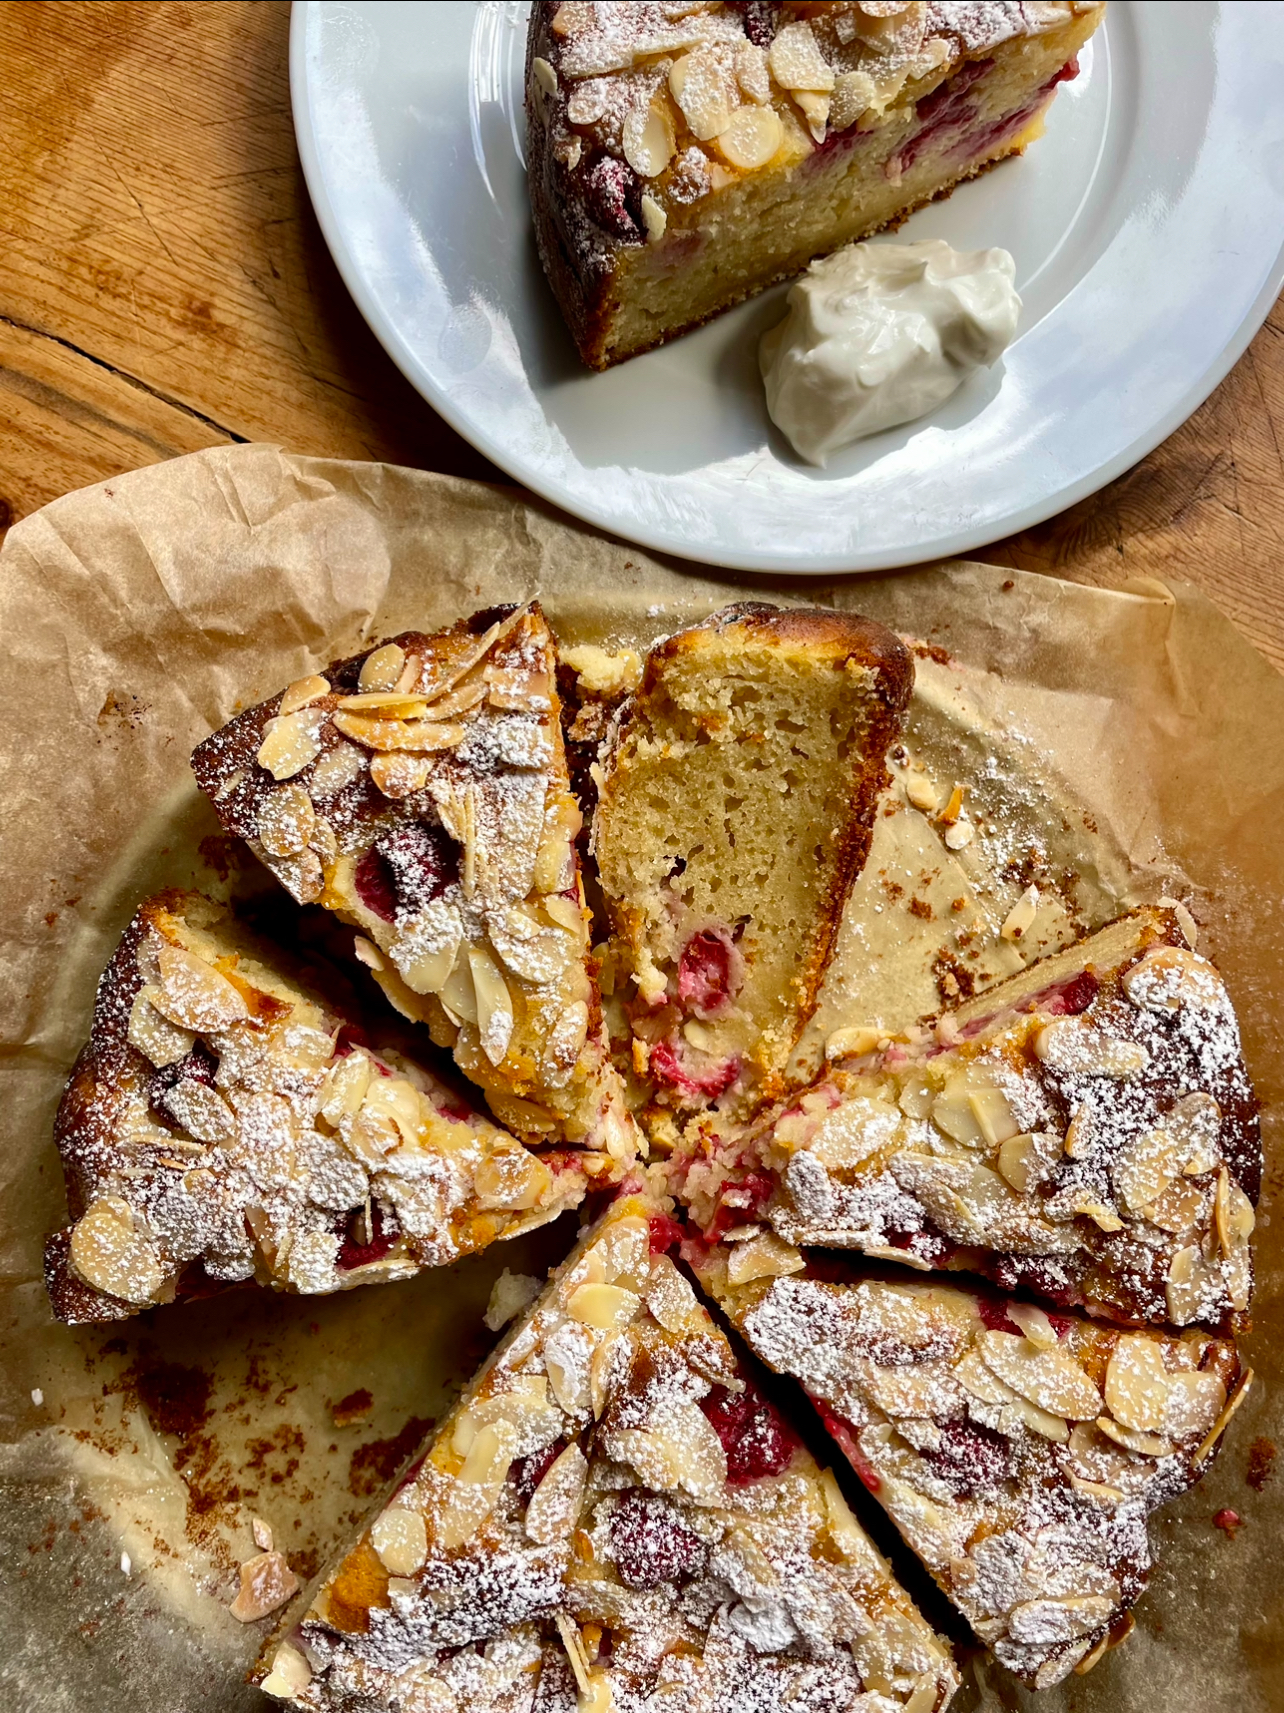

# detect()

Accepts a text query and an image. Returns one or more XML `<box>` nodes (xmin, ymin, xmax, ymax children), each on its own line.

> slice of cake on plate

<box><xmin>46</xmin><ymin>892</ymin><xmax>604</xmax><ymax>1323</ymax></box>
<box><xmin>260</xmin><ymin>1192</ymin><xmax>959</xmax><ymax>1713</ymax></box>
<box><xmin>695</xmin><ymin>1248</ymin><xmax>1251</xmax><ymax>1687</ymax></box>
<box><xmin>192</xmin><ymin>604</ymin><xmax>638</xmax><ymax>1167</ymax></box>
<box><xmin>526</xmin><ymin>1</ymin><xmax>1106</xmax><ymax>368</ymax></box>
<box><xmin>593</xmin><ymin>601</ymin><xmax>912</xmax><ymax>1125</ymax></box>
<box><xmin>675</xmin><ymin>907</ymin><xmax>1260</xmax><ymax>1333</ymax></box>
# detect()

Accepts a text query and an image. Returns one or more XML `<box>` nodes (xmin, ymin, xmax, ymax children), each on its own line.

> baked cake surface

<box><xmin>696</xmin><ymin>1250</ymin><xmax>1250</xmax><ymax>1687</ymax></box>
<box><xmin>192</xmin><ymin>604</ymin><xmax>638</xmax><ymax>1166</ymax></box>
<box><xmin>675</xmin><ymin>907</ymin><xmax>1261</xmax><ymax>1333</ymax></box>
<box><xmin>46</xmin><ymin>892</ymin><xmax>603</xmax><ymax>1322</ymax></box>
<box><xmin>262</xmin><ymin>1192</ymin><xmax>959</xmax><ymax>1713</ymax></box>
<box><xmin>594</xmin><ymin>602</ymin><xmax>912</xmax><ymax>1123</ymax></box>
<box><xmin>527</xmin><ymin>1</ymin><xmax>1106</xmax><ymax>368</ymax></box>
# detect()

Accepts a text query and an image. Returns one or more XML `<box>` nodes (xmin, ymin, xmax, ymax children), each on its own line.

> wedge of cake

<box><xmin>192</xmin><ymin>604</ymin><xmax>637</xmax><ymax>1165</ymax></box>
<box><xmin>46</xmin><ymin>892</ymin><xmax>602</xmax><ymax>1323</ymax></box>
<box><xmin>695</xmin><ymin>1249</ymin><xmax>1251</xmax><ymax>1687</ymax></box>
<box><xmin>527</xmin><ymin>1</ymin><xmax>1106</xmax><ymax>368</ymax></box>
<box><xmin>594</xmin><ymin>601</ymin><xmax>912</xmax><ymax>1123</ymax></box>
<box><xmin>260</xmin><ymin>1193</ymin><xmax>959</xmax><ymax>1713</ymax></box>
<box><xmin>675</xmin><ymin>907</ymin><xmax>1260</xmax><ymax>1333</ymax></box>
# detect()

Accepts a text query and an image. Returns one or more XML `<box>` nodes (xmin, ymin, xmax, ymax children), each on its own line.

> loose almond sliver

<box><xmin>279</xmin><ymin>674</ymin><xmax>330</xmax><ymax>715</ymax></box>
<box><xmin>228</xmin><ymin>1550</ymin><xmax>299</xmax><ymax>1622</ymax></box>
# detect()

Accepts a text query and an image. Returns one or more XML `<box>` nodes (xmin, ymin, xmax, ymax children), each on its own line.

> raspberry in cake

<box><xmin>527</xmin><ymin>2</ymin><xmax>1106</xmax><ymax>369</ymax></box>
<box><xmin>676</xmin><ymin>907</ymin><xmax>1260</xmax><ymax>1333</ymax></box>
<box><xmin>260</xmin><ymin>1193</ymin><xmax>960</xmax><ymax>1713</ymax></box>
<box><xmin>593</xmin><ymin>601</ymin><xmax>913</xmax><ymax>1123</ymax></box>
<box><xmin>695</xmin><ymin>1248</ymin><xmax>1251</xmax><ymax>1687</ymax></box>
<box><xmin>46</xmin><ymin>892</ymin><xmax>604</xmax><ymax>1323</ymax></box>
<box><xmin>191</xmin><ymin>604</ymin><xmax>639</xmax><ymax>1167</ymax></box>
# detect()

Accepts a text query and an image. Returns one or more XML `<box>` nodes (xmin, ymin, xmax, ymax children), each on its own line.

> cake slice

<box><xmin>676</xmin><ymin>907</ymin><xmax>1260</xmax><ymax>1333</ymax></box>
<box><xmin>593</xmin><ymin>601</ymin><xmax>912</xmax><ymax>1121</ymax></box>
<box><xmin>192</xmin><ymin>604</ymin><xmax>637</xmax><ymax>1166</ymax></box>
<box><xmin>46</xmin><ymin>892</ymin><xmax>602</xmax><ymax>1323</ymax></box>
<box><xmin>695</xmin><ymin>1249</ymin><xmax>1251</xmax><ymax>1687</ymax></box>
<box><xmin>260</xmin><ymin>1192</ymin><xmax>959</xmax><ymax>1713</ymax></box>
<box><xmin>527</xmin><ymin>1</ymin><xmax>1106</xmax><ymax>368</ymax></box>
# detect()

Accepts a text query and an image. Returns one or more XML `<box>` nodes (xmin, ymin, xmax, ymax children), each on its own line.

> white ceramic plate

<box><xmin>291</xmin><ymin>1</ymin><xmax>1284</xmax><ymax>574</ymax></box>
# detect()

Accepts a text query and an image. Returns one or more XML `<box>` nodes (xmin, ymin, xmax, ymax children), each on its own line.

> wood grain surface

<box><xmin>2</xmin><ymin>0</ymin><xmax>1282</xmax><ymax>663</ymax></box>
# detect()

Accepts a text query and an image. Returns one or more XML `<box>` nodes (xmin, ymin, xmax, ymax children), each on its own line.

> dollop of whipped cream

<box><xmin>760</xmin><ymin>239</ymin><xmax>1021</xmax><ymax>465</ymax></box>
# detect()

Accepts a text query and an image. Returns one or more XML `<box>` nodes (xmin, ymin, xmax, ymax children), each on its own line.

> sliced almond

<box><xmin>127</xmin><ymin>989</ymin><xmax>196</xmax><ymax>1067</ymax></box>
<box><xmin>420</xmin><ymin>672</ymin><xmax>489</xmax><ymax>722</ymax></box>
<box><xmin>338</xmin><ymin>693</ymin><xmax>431</xmax><ymax>717</ymax></box>
<box><xmin>163</xmin><ymin>1078</ymin><xmax>236</xmax><ymax>1146</ymax></box>
<box><xmin>309</xmin><ymin>740</ymin><xmax>365</xmax><ymax>798</ymax></box>
<box><xmin>1214</xmin><ymin>1166</ymin><xmax>1255</xmax><ymax>1255</ymax></box>
<box><xmin>68</xmin><ymin>1198</ymin><xmax>166</xmax><ymax>1305</ymax></box>
<box><xmin>439</xmin><ymin>945</ymin><xmax>479</xmax><ymax>1028</ymax></box>
<box><xmin>1122</xmin><ymin>945</ymin><xmax>1223</xmax><ymax>1014</ymax></box>
<box><xmin>470</xmin><ymin>945</ymin><xmax>515</xmax><ymax>1067</ymax></box>
<box><xmin>543</xmin><ymin>999</ymin><xmax>589</xmax><ymax>1089</ymax></box>
<box><xmin>154</xmin><ymin>944</ymin><xmax>249</xmax><ymax>1031</ymax></box>
<box><xmin>1112</xmin><ymin>1122</ymin><xmax>1186</xmax><ymax>1214</ymax></box>
<box><xmin>1194</xmin><ymin>1367</ymin><xmax>1253</xmax><ymax>1464</ymax></box>
<box><xmin>566</xmin><ymin>1282</ymin><xmax>641</xmax><ymax>1333</ymax></box>
<box><xmin>670</xmin><ymin>47</ymin><xmax>737</xmax><ymax>140</ymax></box>
<box><xmin>331</xmin><ymin>710</ymin><xmax>465</xmax><ymax>753</ymax></box>
<box><xmin>1068</xmin><ymin>1473</ymin><xmax>1124</xmax><ymax>1505</ymax></box>
<box><xmin>1096</xmin><ymin>1414</ymin><xmax>1173</xmax><ymax>1458</ymax></box>
<box><xmin>370</xmin><ymin>1505</ymin><xmax>428</xmax><ymax>1576</ymax></box>
<box><xmin>256</xmin><ymin>709</ymin><xmax>325</xmax><ymax>780</ymax></box>
<box><xmin>545</xmin><ymin>1322</ymin><xmax>594</xmax><ymax>1415</ymax></box>
<box><xmin>369</xmin><ymin>752</ymin><xmax>433</xmax><ymax>798</ymax></box>
<box><xmin>1064</xmin><ymin>1101</ymin><xmax>1096</xmax><ymax>1160</ymax></box>
<box><xmin>734</xmin><ymin>39</ymin><xmax>770</xmax><ymax>102</ymax></box>
<box><xmin>622</xmin><ymin>95</ymin><xmax>676</xmax><ymax>177</ymax></box>
<box><xmin>1163</xmin><ymin>1368</ymin><xmax>1226</xmax><ymax>1443</ymax></box>
<box><xmin>473</xmin><ymin>1149</ymin><xmax>552</xmax><ymax>1212</ymax></box>
<box><xmin>1103</xmin><ymin>1335</ymin><xmax>1171</xmax><ymax>1433</ymax></box>
<box><xmin>904</xmin><ymin>771</ymin><xmax>938</xmax><ymax>813</ymax></box>
<box><xmin>1008</xmin><ymin>1594</ymin><xmax>1114</xmax><ymax>1646</ymax></box>
<box><xmin>767</xmin><ymin>19</ymin><xmax>835</xmax><ymax>91</ymax></box>
<box><xmin>526</xmin><ymin>1442</ymin><xmax>589</xmax><ymax>1545</ymax></box>
<box><xmin>826</xmin><ymin>1024</ymin><xmax>883</xmax><ymax>1062</ymax></box>
<box><xmin>279</xmin><ymin>674</ymin><xmax>330</xmax><ymax>715</ymax></box>
<box><xmin>995</xmin><ymin>1132</ymin><xmax>1048</xmax><ymax>1196</ymax></box>
<box><xmin>358</xmin><ymin>642</ymin><xmax>407</xmax><ymax>692</ymax></box>
<box><xmin>969</xmin><ymin>1085</ymin><xmax>1020</xmax><ymax>1149</ymax></box>
<box><xmin>645</xmin><ymin>1254</ymin><xmax>700</xmax><ymax>1333</ymax></box>
<box><xmin>640</xmin><ymin>193</ymin><xmax>667</xmax><ymax>243</ymax></box>
<box><xmin>437</xmin><ymin>1422</ymin><xmax>516</xmax><ymax>1549</ymax></box>
<box><xmin>1034</xmin><ymin>1019</ymin><xmax>1149</xmax><ymax>1079</ymax></box>
<box><xmin>393</xmin><ymin>905</ymin><xmax>463</xmax><ymax>997</ymax></box>
<box><xmin>533</xmin><ymin>794</ymin><xmax>582</xmax><ymax>896</ymax></box>
<box><xmin>1165</xmin><ymin>1242</ymin><xmax>1221</xmax><ymax>1326</ymax></box>
<box><xmin>608</xmin><ymin>1403</ymin><xmax>726</xmax><ymax>1500</ymax></box>
<box><xmin>319</xmin><ymin>1050</ymin><xmax>373</xmax><ymax>1124</ymax></box>
<box><xmin>713</xmin><ymin>104</ymin><xmax>784</xmax><ymax>170</ymax></box>
<box><xmin>1007</xmin><ymin>1303</ymin><xmax>1058</xmax><ymax>1350</ymax></box>
<box><xmin>260</xmin><ymin>1641</ymin><xmax>312</xmax><ymax>1697</ymax></box>
<box><xmin>1000</xmin><ymin>885</ymin><xmax>1039</xmax><ymax>943</ymax></box>
<box><xmin>1138</xmin><ymin>1177</ymin><xmax>1205</xmax><ymax>1235</ymax></box>
<box><xmin>1169</xmin><ymin>1091</ymin><xmax>1223</xmax><ymax>1175</ymax></box>
<box><xmin>257</xmin><ymin>783</ymin><xmax>316</xmax><ymax>857</ymax></box>
<box><xmin>726</xmin><ymin>1231</ymin><xmax>804</xmax><ymax>1285</ymax></box>
<box><xmin>794</xmin><ymin>88</ymin><xmax>830</xmax><ymax>141</ymax></box>
<box><xmin>978</xmin><ymin>1331</ymin><xmax>1101</xmax><ymax>1420</ymax></box>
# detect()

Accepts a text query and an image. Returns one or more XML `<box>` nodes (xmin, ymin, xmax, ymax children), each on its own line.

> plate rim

<box><xmin>289</xmin><ymin>0</ymin><xmax>1284</xmax><ymax>577</ymax></box>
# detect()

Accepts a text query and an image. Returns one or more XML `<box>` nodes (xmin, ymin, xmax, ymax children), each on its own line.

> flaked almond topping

<box><xmin>257</xmin><ymin>783</ymin><xmax>316</xmax><ymax>857</ymax></box>
<box><xmin>127</xmin><ymin>989</ymin><xmax>196</xmax><ymax>1067</ymax></box>
<box><xmin>358</xmin><ymin>642</ymin><xmax>407</xmax><ymax>692</ymax></box>
<box><xmin>645</xmin><ymin>1254</ymin><xmax>700</xmax><ymax>1333</ymax></box>
<box><xmin>826</xmin><ymin>1024</ymin><xmax>883</xmax><ymax>1061</ymax></box>
<box><xmin>263</xmin><ymin>845</ymin><xmax>324</xmax><ymax>905</ymax></box>
<box><xmin>229</xmin><ymin>1550</ymin><xmax>299</xmax><ymax>1622</ymax></box>
<box><xmin>1008</xmin><ymin>1594</ymin><xmax>1115</xmax><ymax>1646</ymax></box>
<box><xmin>1103</xmin><ymin>1335</ymin><xmax>1171</xmax><ymax>1433</ymax></box>
<box><xmin>1122</xmin><ymin>944</ymin><xmax>1223</xmax><ymax>1013</ymax></box>
<box><xmin>370</xmin><ymin>752</ymin><xmax>433</xmax><ymax>798</ymax></box>
<box><xmin>526</xmin><ymin>1442</ymin><xmax>589</xmax><ymax>1545</ymax></box>
<box><xmin>330</xmin><ymin>710</ymin><xmax>466</xmax><ymax>753</ymax></box>
<box><xmin>1194</xmin><ymin>1367</ymin><xmax>1253</xmax><ymax>1464</ymax></box>
<box><xmin>256</xmin><ymin>709</ymin><xmax>325</xmax><ymax>780</ymax></box>
<box><xmin>545</xmin><ymin>1322</ymin><xmax>594</xmax><ymax>1416</ymax></box>
<box><xmin>670</xmin><ymin>47</ymin><xmax>738</xmax><ymax>140</ymax></box>
<box><xmin>470</xmin><ymin>944</ymin><xmax>516</xmax><ymax>1067</ymax></box>
<box><xmin>279</xmin><ymin>673</ymin><xmax>331</xmax><ymax>715</ymax></box>
<box><xmin>337</xmin><ymin>692</ymin><xmax>432</xmax><ymax>716</ymax></box>
<box><xmin>154</xmin><ymin>944</ymin><xmax>250</xmax><ymax>1031</ymax></box>
<box><xmin>531</xmin><ymin>54</ymin><xmax>558</xmax><ymax>96</ymax></box>
<box><xmin>69</xmin><ymin>1198</ymin><xmax>166</xmax><ymax>1305</ymax></box>
<box><xmin>1068</xmin><ymin>1473</ymin><xmax>1124</xmax><ymax>1506</ymax></box>
<box><xmin>622</xmin><ymin>96</ymin><xmax>676</xmax><ymax>177</ymax></box>
<box><xmin>768</xmin><ymin>20</ymin><xmax>835</xmax><ymax>92</ymax></box>
<box><xmin>1034</xmin><ymin>1018</ymin><xmax>1149</xmax><ymax>1079</ymax></box>
<box><xmin>1164</xmin><ymin>1368</ymin><xmax>1226</xmax><ymax>1442</ymax></box>
<box><xmin>420</xmin><ymin>673</ymin><xmax>490</xmax><ymax>722</ymax></box>
<box><xmin>606</xmin><ymin>1406</ymin><xmax>726</xmax><ymax>1501</ymax></box>
<box><xmin>1165</xmin><ymin>1242</ymin><xmax>1221</xmax><ymax>1325</ymax></box>
<box><xmin>542</xmin><ymin>892</ymin><xmax>584</xmax><ymax>934</ymax></box>
<box><xmin>640</xmin><ymin>193</ymin><xmax>667</xmax><ymax>243</ymax></box>
<box><xmin>726</xmin><ymin>1230</ymin><xmax>804</xmax><ymax>1285</ymax></box>
<box><xmin>978</xmin><ymin>1330</ymin><xmax>1101</xmax><ymax>1420</ymax></box>
<box><xmin>164</xmin><ymin>1078</ymin><xmax>236</xmax><ymax>1146</ymax></box>
<box><xmin>567</xmin><ymin>1282</ymin><xmax>641</xmax><ymax>1332</ymax></box>
<box><xmin>474</xmin><ymin>1149</ymin><xmax>553</xmax><ymax>1212</ymax></box>
<box><xmin>437</xmin><ymin>1421</ymin><xmax>517</xmax><ymax>1549</ymax></box>
<box><xmin>533</xmin><ymin>794</ymin><xmax>583</xmax><ymax>895</ymax></box>
<box><xmin>309</xmin><ymin>739</ymin><xmax>365</xmax><ymax>798</ymax></box>
<box><xmin>319</xmin><ymin>1050</ymin><xmax>373</xmax><ymax>1125</ymax></box>
<box><xmin>713</xmin><ymin>103</ymin><xmax>783</xmax><ymax>170</ymax></box>
<box><xmin>371</xmin><ymin>1504</ymin><xmax>429</xmax><ymax>1576</ymax></box>
<box><xmin>1007</xmin><ymin>1303</ymin><xmax>1058</xmax><ymax>1350</ymax></box>
<box><xmin>996</xmin><ymin>1132</ymin><xmax>1042</xmax><ymax>1194</ymax></box>
<box><xmin>794</xmin><ymin>89</ymin><xmax>830</xmax><ymax>140</ymax></box>
<box><xmin>1095</xmin><ymin>1415</ymin><xmax>1173</xmax><ymax>1458</ymax></box>
<box><xmin>1000</xmin><ymin>885</ymin><xmax>1039</xmax><ymax>943</ymax></box>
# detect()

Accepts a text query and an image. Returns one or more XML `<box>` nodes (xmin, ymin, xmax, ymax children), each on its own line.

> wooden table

<box><xmin>4</xmin><ymin>0</ymin><xmax>1283</xmax><ymax>663</ymax></box>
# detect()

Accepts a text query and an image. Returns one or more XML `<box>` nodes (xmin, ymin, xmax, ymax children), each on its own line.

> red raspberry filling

<box><xmin>677</xmin><ymin>927</ymin><xmax>742</xmax><ymax>1019</ymax></box>
<box><xmin>649</xmin><ymin>1038</ymin><xmax>740</xmax><ymax>1102</ymax></box>
<box><xmin>700</xmin><ymin>1379</ymin><xmax>799</xmax><ymax>1484</ymax></box>
<box><xmin>608</xmin><ymin>1490</ymin><xmax>708</xmax><ymax>1588</ymax></box>
<box><xmin>354</xmin><ymin>822</ymin><xmax>460</xmax><ymax>923</ymax></box>
<box><xmin>336</xmin><ymin>1201</ymin><xmax>398</xmax><ymax>1270</ymax></box>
